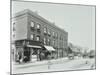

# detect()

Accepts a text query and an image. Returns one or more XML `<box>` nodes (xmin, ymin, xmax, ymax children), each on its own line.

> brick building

<box><xmin>11</xmin><ymin>9</ymin><xmax>68</xmax><ymax>63</ymax></box>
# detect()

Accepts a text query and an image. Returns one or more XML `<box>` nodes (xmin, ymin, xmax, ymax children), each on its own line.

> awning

<box><xmin>44</xmin><ymin>45</ymin><xmax>55</xmax><ymax>51</ymax></box>
<box><xmin>27</xmin><ymin>45</ymin><xmax>41</xmax><ymax>48</ymax></box>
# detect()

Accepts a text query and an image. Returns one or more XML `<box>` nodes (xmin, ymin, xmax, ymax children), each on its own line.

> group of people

<box><xmin>16</xmin><ymin>53</ymin><xmax>29</xmax><ymax>63</ymax></box>
<box><xmin>39</xmin><ymin>51</ymin><xmax>52</xmax><ymax>61</ymax></box>
<box><xmin>15</xmin><ymin>48</ymin><xmax>55</xmax><ymax>64</ymax></box>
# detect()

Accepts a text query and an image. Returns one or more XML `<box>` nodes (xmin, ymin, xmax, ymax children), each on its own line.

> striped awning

<box><xmin>44</xmin><ymin>45</ymin><xmax>55</xmax><ymax>51</ymax></box>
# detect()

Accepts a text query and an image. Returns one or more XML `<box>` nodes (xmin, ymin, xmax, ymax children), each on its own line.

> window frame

<box><xmin>44</xmin><ymin>27</ymin><xmax>47</xmax><ymax>33</ymax></box>
<box><xmin>55</xmin><ymin>32</ymin><xmax>58</xmax><ymax>38</ymax></box>
<box><xmin>48</xmin><ymin>29</ymin><xmax>51</xmax><ymax>35</ymax></box>
<box><xmin>53</xmin><ymin>31</ymin><xmax>55</xmax><ymax>36</ymax></box>
<box><xmin>30</xmin><ymin>34</ymin><xmax>34</xmax><ymax>40</ymax></box>
<box><xmin>36</xmin><ymin>35</ymin><xmax>40</xmax><ymax>41</ymax></box>
<box><xmin>43</xmin><ymin>37</ymin><xmax>46</xmax><ymax>44</ymax></box>
<box><xmin>48</xmin><ymin>38</ymin><xmax>50</xmax><ymax>45</ymax></box>
<box><xmin>31</xmin><ymin>21</ymin><xmax>35</xmax><ymax>28</ymax></box>
<box><xmin>36</xmin><ymin>23</ymin><xmax>40</xmax><ymax>29</ymax></box>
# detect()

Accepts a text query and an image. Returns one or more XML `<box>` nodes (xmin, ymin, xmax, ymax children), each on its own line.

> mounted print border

<box><xmin>10</xmin><ymin>0</ymin><xmax>96</xmax><ymax>75</ymax></box>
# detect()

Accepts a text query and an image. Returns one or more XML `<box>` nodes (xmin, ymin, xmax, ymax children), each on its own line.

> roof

<box><xmin>12</xmin><ymin>9</ymin><xmax>68</xmax><ymax>34</ymax></box>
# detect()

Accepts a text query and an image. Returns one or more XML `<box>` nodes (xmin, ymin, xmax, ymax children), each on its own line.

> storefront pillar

<box><xmin>56</xmin><ymin>49</ymin><xmax>58</xmax><ymax>59</ymax></box>
<box><xmin>30</xmin><ymin>48</ymin><xmax>33</xmax><ymax>62</ymax></box>
<box><xmin>37</xmin><ymin>49</ymin><xmax>40</xmax><ymax>61</ymax></box>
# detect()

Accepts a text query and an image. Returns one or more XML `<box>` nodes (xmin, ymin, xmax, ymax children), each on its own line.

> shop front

<box><xmin>14</xmin><ymin>40</ymin><xmax>43</xmax><ymax>63</ymax></box>
<box><xmin>26</xmin><ymin>45</ymin><xmax>42</xmax><ymax>62</ymax></box>
<box><xmin>43</xmin><ymin>45</ymin><xmax>56</xmax><ymax>60</ymax></box>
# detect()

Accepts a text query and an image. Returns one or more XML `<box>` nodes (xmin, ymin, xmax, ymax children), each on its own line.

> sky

<box><xmin>12</xmin><ymin>1</ymin><xmax>95</xmax><ymax>50</ymax></box>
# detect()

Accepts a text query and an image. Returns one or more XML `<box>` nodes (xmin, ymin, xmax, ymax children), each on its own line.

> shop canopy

<box><xmin>44</xmin><ymin>45</ymin><xmax>55</xmax><ymax>51</ymax></box>
<box><xmin>27</xmin><ymin>45</ymin><xmax>41</xmax><ymax>48</ymax></box>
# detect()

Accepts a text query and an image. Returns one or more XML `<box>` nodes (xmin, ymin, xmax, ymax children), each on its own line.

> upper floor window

<box><xmin>55</xmin><ymin>33</ymin><xmax>58</xmax><ymax>38</ymax></box>
<box><xmin>53</xmin><ymin>31</ymin><xmax>55</xmax><ymax>36</ymax></box>
<box><xmin>44</xmin><ymin>27</ymin><xmax>47</xmax><ymax>33</ymax></box>
<box><xmin>30</xmin><ymin>34</ymin><xmax>34</xmax><ymax>40</ymax></box>
<box><xmin>12</xmin><ymin>22</ymin><xmax>16</xmax><ymax>31</ymax></box>
<box><xmin>37</xmin><ymin>24</ymin><xmax>40</xmax><ymax>29</ymax></box>
<box><xmin>61</xmin><ymin>38</ymin><xmax>63</xmax><ymax>41</ymax></box>
<box><xmin>48</xmin><ymin>30</ymin><xmax>51</xmax><ymax>35</ymax></box>
<box><xmin>60</xmin><ymin>35</ymin><xmax>62</xmax><ymax>40</ymax></box>
<box><xmin>13</xmin><ymin>27</ymin><xmax>16</xmax><ymax>32</ymax></box>
<box><xmin>44</xmin><ymin>38</ymin><xmax>46</xmax><ymax>44</ymax></box>
<box><xmin>48</xmin><ymin>39</ymin><xmax>50</xmax><ymax>45</ymax></box>
<box><xmin>52</xmin><ymin>40</ymin><xmax>55</xmax><ymax>46</ymax></box>
<box><xmin>13</xmin><ymin>22</ymin><xmax>15</xmax><ymax>26</ymax></box>
<box><xmin>31</xmin><ymin>21</ymin><xmax>35</xmax><ymax>27</ymax></box>
<box><xmin>36</xmin><ymin>36</ymin><xmax>40</xmax><ymax>41</ymax></box>
<box><xmin>12</xmin><ymin>33</ymin><xmax>15</xmax><ymax>39</ymax></box>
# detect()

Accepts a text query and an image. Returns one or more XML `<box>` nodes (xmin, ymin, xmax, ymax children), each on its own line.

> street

<box><xmin>12</xmin><ymin>58</ymin><xmax>95</xmax><ymax>74</ymax></box>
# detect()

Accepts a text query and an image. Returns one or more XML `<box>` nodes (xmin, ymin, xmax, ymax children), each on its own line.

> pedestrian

<box><xmin>23</xmin><ymin>56</ymin><xmax>28</xmax><ymax>63</ymax></box>
<box><xmin>85</xmin><ymin>60</ymin><xmax>88</xmax><ymax>64</ymax></box>
<box><xmin>18</xmin><ymin>54</ymin><xmax>21</xmax><ymax>64</ymax></box>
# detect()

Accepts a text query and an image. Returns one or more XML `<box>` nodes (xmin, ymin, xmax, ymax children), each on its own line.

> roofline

<box><xmin>12</xmin><ymin>9</ymin><xmax>68</xmax><ymax>34</ymax></box>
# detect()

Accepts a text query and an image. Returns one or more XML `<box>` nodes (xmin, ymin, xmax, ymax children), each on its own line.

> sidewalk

<box><xmin>13</xmin><ymin>57</ymin><xmax>70</xmax><ymax>69</ymax></box>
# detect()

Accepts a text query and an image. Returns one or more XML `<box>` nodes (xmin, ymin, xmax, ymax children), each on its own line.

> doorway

<box><xmin>23</xmin><ymin>47</ymin><xmax>31</xmax><ymax>62</ymax></box>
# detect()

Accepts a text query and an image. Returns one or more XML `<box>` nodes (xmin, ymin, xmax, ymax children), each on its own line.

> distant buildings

<box><xmin>11</xmin><ymin>9</ymin><xmax>68</xmax><ymax>63</ymax></box>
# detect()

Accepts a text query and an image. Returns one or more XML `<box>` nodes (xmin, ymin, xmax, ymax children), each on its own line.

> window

<box><xmin>44</xmin><ymin>38</ymin><xmax>46</xmax><ymax>44</ymax></box>
<box><xmin>48</xmin><ymin>39</ymin><xmax>50</xmax><ymax>45</ymax></box>
<box><xmin>55</xmin><ymin>33</ymin><xmax>58</xmax><ymax>38</ymax></box>
<box><xmin>48</xmin><ymin>39</ymin><xmax>50</xmax><ymax>42</ymax></box>
<box><xmin>12</xmin><ymin>30</ymin><xmax>15</xmax><ymax>38</ymax></box>
<box><xmin>12</xmin><ymin>22</ymin><xmax>16</xmax><ymax>32</ymax></box>
<box><xmin>13</xmin><ymin>27</ymin><xmax>16</xmax><ymax>31</ymax></box>
<box><xmin>48</xmin><ymin>30</ymin><xmax>51</xmax><ymax>35</ymax></box>
<box><xmin>60</xmin><ymin>35</ymin><xmax>62</xmax><ymax>40</ymax></box>
<box><xmin>30</xmin><ymin>34</ymin><xmax>34</xmax><ymax>40</ymax></box>
<box><xmin>52</xmin><ymin>40</ymin><xmax>55</xmax><ymax>46</ymax></box>
<box><xmin>13</xmin><ymin>34</ymin><xmax>15</xmax><ymax>38</ymax></box>
<box><xmin>36</xmin><ymin>36</ymin><xmax>40</xmax><ymax>41</ymax></box>
<box><xmin>44</xmin><ymin>27</ymin><xmax>47</xmax><ymax>33</ymax></box>
<box><xmin>13</xmin><ymin>22</ymin><xmax>15</xmax><ymax>26</ymax></box>
<box><xmin>37</xmin><ymin>24</ymin><xmax>40</xmax><ymax>29</ymax></box>
<box><xmin>61</xmin><ymin>37</ymin><xmax>63</xmax><ymax>40</ymax></box>
<box><xmin>53</xmin><ymin>32</ymin><xmax>55</xmax><ymax>36</ymax></box>
<box><xmin>37</xmin><ymin>24</ymin><xmax>41</xmax><ymax>33</ymax></box>
<box><xmin>31</xmin><ymin>21</ymin><xmax>35</xmax><ymax>27</ymax></box>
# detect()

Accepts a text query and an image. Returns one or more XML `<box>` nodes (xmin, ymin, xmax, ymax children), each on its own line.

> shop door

<box><xmin>24</xmin><ymin>47</ymin><xmax>31</xmax><ymax>62</ymax></box>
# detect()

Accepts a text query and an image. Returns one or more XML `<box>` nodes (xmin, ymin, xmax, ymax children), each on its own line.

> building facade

<box><xmin>11</xmin><ymin>9</ymin><xmax>68</xmax><ymax>63</ymax></box>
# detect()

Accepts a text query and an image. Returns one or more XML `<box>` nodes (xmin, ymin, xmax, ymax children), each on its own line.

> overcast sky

<box><xmin>12</xmin><ymin>1</ymin><xmax>95</xmax><ymax>50</ymax></box>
